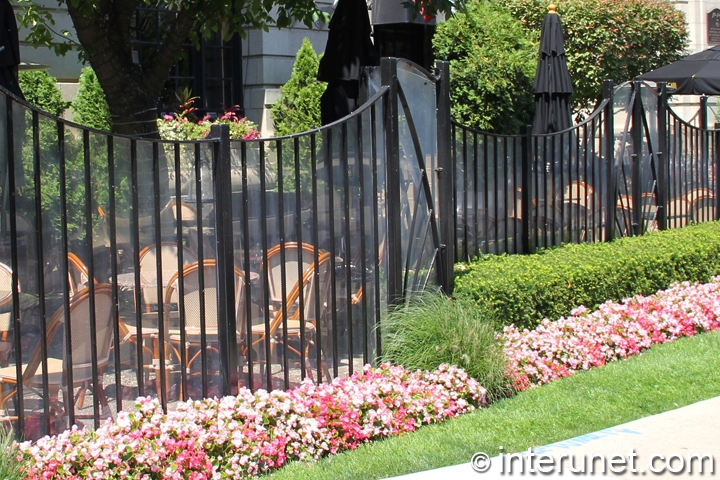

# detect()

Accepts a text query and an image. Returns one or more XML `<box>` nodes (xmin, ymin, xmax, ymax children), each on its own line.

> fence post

<box><xmin>435</xmin><ymin>61</ymin><xmax>454</xmax><ymax>295</ymax></box>
<box><xmin>208</xmin><ymin>124</ymin><xmax>239</xmax><ymax>397</ymax></box>
<box><xmin>603</xmin><ymin>79</ymin><xmax>616</xmax><ymax>242</ymax></box>
<box><xmin>521</xmin><ymin>125</ymin><xmax>533</xmax><ymax>254</ymax></box>
<box><xmin>657</xmin><ymin>82</ymin><xmax>668</xmax><ymax>230</ymax></box>
<box><xmin>381</xmin><ymin>57</ymin><xmax>403</xmax><ymax>305</ymax></box>
<box><xmin>715</xmin><ymin>123</ymin><xmax>720</xmax><ymax>221</ymax></box>
<box><xmin>631</xmin><ymin>81</ymin><xmax>642</xmax><ymax>236</ymax></box>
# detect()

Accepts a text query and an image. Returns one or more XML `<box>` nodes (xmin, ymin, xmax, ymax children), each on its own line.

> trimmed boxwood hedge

<box><xmin>453</xmin><ymin>221</ymin><xmax>720</xmax><ymax>329</ymax></box>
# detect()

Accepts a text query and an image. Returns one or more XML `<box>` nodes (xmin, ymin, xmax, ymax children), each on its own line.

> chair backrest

<box><xmin>138</xmin><ymin>242</ymin><xmax>197</xmax><ymax>309</ymax></box>
<box><xmin>261</xmin><ymin>242</ymin><xmax>318</xmax><ymax>308</ymax></box>
<box><xmin>667</xmin><ymin>197</ymin><xmax>690</xmax><ymax>228</ymax></box>
<box><xmin>267</xmin><ymin>251</ymin><xmax>332</xmax><ymax>335</ymax></box>
<box><xmin>24</xmin><ymin>284</ymin><xmax>115</xmax><ymax>385</ymax></box>
<box><xmin>165</xmin><ymin>260</ymin><xmax>245</xmax><ymax>332</ymax></box>
<box><xmin>67</xmin><ymin>252</ymin><xmax>93</xmax><ymax>295</ymax></box>
<box><xmin>564</xmin><ymin>181</ymin><xmax>594</xmax><ymax>207</ymax></box>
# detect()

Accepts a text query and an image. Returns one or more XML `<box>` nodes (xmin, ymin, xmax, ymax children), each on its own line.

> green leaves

<box><xmin>455</xmin><ymin>222</ymin><xmax>720</xmax><ymax>330</ymax></box>
<box><xmin>495</xmin><ymin>0</ymin><xmax>688</xmax><ymax>114</ymax></box>
<box><xmin>71</xmin><ymin>67</ymin><xmax>112</xmax><ymax>131</ymax></box>
<box><xmin>433</xmin><ymin>1</ymin><xmax>537</xmax><ymax>134</ymax></box>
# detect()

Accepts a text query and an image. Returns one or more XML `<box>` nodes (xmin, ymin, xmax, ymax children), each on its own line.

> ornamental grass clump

<box><xmin>17</xmin><ymin>363</ymin><xmax>484</xmax><ymax>479</ymax></box>
<box><xmin>380</xmin><ymin>292</ymin><xmax>511</xmax><ymax>402</ymax></box>
<box><xmin>503</xmin><ymin>278</ymin><xmax>720</xmax><ymax>390</ymax></box>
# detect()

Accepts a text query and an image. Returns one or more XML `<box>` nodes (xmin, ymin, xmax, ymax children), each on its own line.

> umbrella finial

<box><xmin>548</xmin><ymin>3</ymin><xmax>557</xmax><ymax>14</ymax></box>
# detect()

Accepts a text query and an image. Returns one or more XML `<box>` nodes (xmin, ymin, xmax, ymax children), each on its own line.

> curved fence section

<box><xmin>0</xmin><ymin>60</ymin><xmax>451</xmax><ymax>440</ymax></box>
<box><xmin>453</xmin><ymin>80</ymin><xmax>720</xmax><ymax>263</ymax></box>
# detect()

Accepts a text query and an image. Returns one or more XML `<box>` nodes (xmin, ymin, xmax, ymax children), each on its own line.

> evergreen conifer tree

<box><xmin>71</xmin><ymin>67</ymin><xmax>112</xmax><ymax>131</ymax></box>
<box><xmin>271</xmin><ymin>38</ymin><xmax>325</xmax><ymax>135</ymax></box>
<box><xmin>18</xmin><ymin>70</ymin><xmax>68</xmax><ymax>117</ymax></box>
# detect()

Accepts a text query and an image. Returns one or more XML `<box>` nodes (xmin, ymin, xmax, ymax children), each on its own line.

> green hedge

<box><xmin>453</xmin><ymin>222</ymin><xmax>720</xmax><ymax>329</ymax></box>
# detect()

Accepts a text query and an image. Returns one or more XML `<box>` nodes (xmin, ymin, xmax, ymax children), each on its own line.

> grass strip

<box><xmin>268</xmin><ymin>328</ymin><xmax>720</xmax><ymax>480</ymax></box>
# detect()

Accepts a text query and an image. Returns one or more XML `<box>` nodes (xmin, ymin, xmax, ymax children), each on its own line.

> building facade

<box><xmin>13</xmin><ymin>0</ymin><xmax>720</xmax><ymax>134</ymax></box>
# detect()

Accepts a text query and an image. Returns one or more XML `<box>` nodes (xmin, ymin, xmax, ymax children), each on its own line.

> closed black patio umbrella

<box><xmin>317</xmin><ymin>0</ymin><xmax>380</xmax><ymax>125</ymax></box>
<box><xmin>532</xmin><ymin>4</ymin><xmax>573</xmax><ymax>135</ymax></box>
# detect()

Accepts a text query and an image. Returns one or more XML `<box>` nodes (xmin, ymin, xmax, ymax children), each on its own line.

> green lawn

<box><xmin>268</xmin><ymin>329</ymin><xmax>720</xmax><ymax>480</ymax></box>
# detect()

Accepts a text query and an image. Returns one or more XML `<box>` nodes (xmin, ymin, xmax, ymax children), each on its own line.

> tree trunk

<box><xmin>67</xmin><ymin>0</ymin><xmax>199</xmax><ymax>137</ymax></box>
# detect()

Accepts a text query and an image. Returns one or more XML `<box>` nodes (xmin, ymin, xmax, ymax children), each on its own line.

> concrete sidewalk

<box><xmin>387</xmin><ymin>396</ymin><xmax>720</xmax><ymax>478</ymax></box>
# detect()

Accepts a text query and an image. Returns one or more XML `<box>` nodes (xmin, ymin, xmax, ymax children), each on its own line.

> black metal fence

<box><xmin>454</xmin><ymin>80</ymin><xmax>720</xmax><ymax>262</ymax></box>
<box><xmin>0</xmin><ymin>57</ymin><xmax>449</xmax><ymax>440</ymax></box>
<box><xmin>1</xmin><ymin>65</ymin><xmax>716</xmax><ymax>441</ymax></box>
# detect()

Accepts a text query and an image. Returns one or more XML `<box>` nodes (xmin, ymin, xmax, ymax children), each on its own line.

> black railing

<box><xmin>0</xmin><ymin>57</ymin><xmax>449</xmax><ymax>441</ymax></box>
<box><xmin>454</xmin><ymin>80</ymin><xmax>720</xmax><ymax>262</ymax></box>
<box><xmin>2</xmin><ymin>65</ymin><xmax>716</xmax><ymax>442</ymax></box>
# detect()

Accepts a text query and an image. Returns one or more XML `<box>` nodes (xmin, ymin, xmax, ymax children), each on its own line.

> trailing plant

<box><xmin>70</xmin><ymin>66</ymin><xmax>112</xmax><ymax>131</ymax></box>
<box><xmin>454</xmin><ymin>221</ymin><xmax>720</xmax><ymax>329</ymax></box>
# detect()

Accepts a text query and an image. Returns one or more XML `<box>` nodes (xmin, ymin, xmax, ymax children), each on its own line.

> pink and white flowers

<box><xmin>18</xmin><ymin>363</ymin><xmax>485</xmax><ymax>479</ymax></box>
<box><xmin>503</xmin><ymin>278</ymin><xmax>720</xmax><ymax>390</ymax></box>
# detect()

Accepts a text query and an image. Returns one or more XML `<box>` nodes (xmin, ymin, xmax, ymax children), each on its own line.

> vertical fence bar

<box><xmin>631</xmin><ymin>82</ymin><xmax>643</xmax><ymax>236</ymax></box>
<box><xmin>31</xmin><ymin>110</ymin><xmax>52</xmax><ymax>434</ymax></box>
<box><xmin>657</xmin><ymin>83</ymin><xmax>668</xmax><ymax>230</ymax></box>
<box><xmin>6</xmin><ymin>99</ymin><xmax>25</xmax><ymax>436</ymax></box>
<box><xmin>381</xmin><ymin>57</ymin><xmax>403</xmax><ymax>305</ymax></box>
<box><xmin>603</xmin><ymin>80</ymin><xmax>616</xmax><ymax>242</ymax></box>
<box><xmin>521</xmin><ymin>125</ymin><xmax>532</xmax><ymax>254</ymax></box>
<box><xmin>435</xmin><ymin>61</ymin><xmax>454</xmax><ymax>294</ymax></box>
<box><xmin>209</xmin><ymin>124</ymin><xmax>239</xmax><ymax>397</ymax></box>
<box><xmin>715</xmin><ymin>123</ymin><xmax>720</xmax><ymax>220</ymax></box>
<box><xmin>81</xmin><ymin>129</ymin><xmax>102</xmax><ymax>428</ymax></box>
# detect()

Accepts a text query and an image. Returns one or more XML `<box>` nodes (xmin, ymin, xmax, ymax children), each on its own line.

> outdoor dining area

<box><xmin>0</xmin><ymin>111</ymin><xmax>387</xmax><ymax>440</ymax></box>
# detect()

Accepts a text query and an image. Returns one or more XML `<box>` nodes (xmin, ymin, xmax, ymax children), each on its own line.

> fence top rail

<box><xmin>234</xmin><ymin>85</ymin><xmax>390</xmax><ymax>144</ymax></box>
<box><xmin>451</xmin><ymin>95</ymin><xmax>611</xmax><ymax>139</ymax></box>
<box><xmin>0</xmin><ymin>85</ymin><xmax>222</xmax><ymax>145</ymax></box>
<box><xmin>666</xmin><ymin>101</ymin><xmax>720</xmax><ymax>132</ymax></box>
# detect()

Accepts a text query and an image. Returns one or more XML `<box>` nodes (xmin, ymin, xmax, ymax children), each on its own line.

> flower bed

<box><xmin>17</xmin><ymin>364</ymin><xmax>485</xmax><ymax>479</ymax></box>
<box><xmin>503</xmin><ymin>278</ymin><xmax>720</xmax><ymax>390</ymax></box>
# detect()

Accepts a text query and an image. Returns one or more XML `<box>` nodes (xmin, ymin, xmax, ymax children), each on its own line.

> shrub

<box><xmin>380</xmin><ymin>291</ymin><xmax>511</xmax><ymax>401</ymax></box>
<box><xmin>70</xmin><ymin>66</ymin><xmax>112</xmax><ymax>131</ymax></box>
<box><xmin>270</xmin><ymin>37</ymin><xmax>325</xmax><ymax>136</ymax></box>
<box><xmin>433</xmin><ymin>0</ymin><xmax>537</xmax><ymax>134</ymax></box>
<box><xmin>495</xmin><ymin>0</ymin><xmax>688</xmax><ymax>113</ymax></box>
<box><xmin>454</xmin><ymin>221</ymin><xmax>720</xmax><ymax>330</ymax></box>
<box><xmin>18</xmin><ymin>70</ymin><xmax>68</xmax><ymax>116</ymax></box>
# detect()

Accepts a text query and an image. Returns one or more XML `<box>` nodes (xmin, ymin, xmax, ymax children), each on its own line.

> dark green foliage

<box><xmin>433</xmin><ymin>0</ymin><xmax>537</xmax><ymax>134</ymax></box>
<box><xmin>271</xmin><ymin>38</ymin><xmax>325</xmax><ymax>136</ymax></box>
<box><xmin>454</xmin><ymin>222</ymin><xmax>720</xmax><ymax>329</ymax></box>
<box><xmin>495</xmin><ymin>0</ymin><xmax>688</xmax><ymax>114</ymax></box>
<box><xmin>18</xmin><ymin>70</ymin><xmax>68</xmax><ymax>117</ymax></box>
<box><xmin>270</xmin><ymin>38</ymin><xmax>326</xmax><ymax>196</ymax></box>
<box><xmin>380</xmin><ymin>292</ymin><xmax>511</xmax><ymax>401</ymax></box>
<box><xmin>71</xmin><ymin>67</ymin><xmax>112</xmax><ymax>131</ymax></box>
